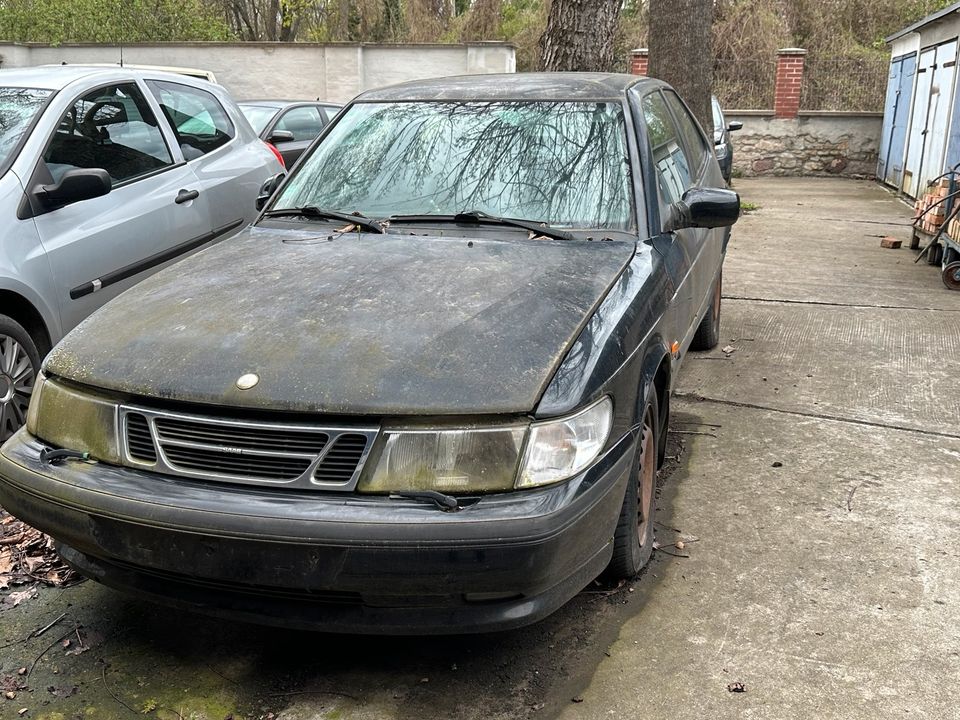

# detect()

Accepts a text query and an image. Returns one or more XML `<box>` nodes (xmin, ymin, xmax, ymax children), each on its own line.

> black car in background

<box><xmin>712</xmin><ymin>95</ymin><xmax>742</xmax><ymax>183</ymax></box>
<box><xmin>239</xmin><ymin>100</ymin><xmax>342</xmax><ymax>166</ymax></box>
<box><xmin>0</xmin><ymin>74</ymin><xmax>740</xmax><ymax>634</ymax></box>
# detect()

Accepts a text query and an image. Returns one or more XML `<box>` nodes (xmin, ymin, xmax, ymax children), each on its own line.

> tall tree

<box><xmin>648</xmin><ymin>0</ymin><xmax>714</xmax><ymax>132</ymax></box>
<box><xmin>539</xmin><ymin>0</ymin><xmax>622</xmax><ymax>72</ymax></box>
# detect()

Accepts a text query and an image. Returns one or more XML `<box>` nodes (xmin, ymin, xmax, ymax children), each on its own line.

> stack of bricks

<box><xmin>948</xmin><ymin>213</ymin><xmax>960</xmax><ymax>243</ymax></box>
<box><xmin>915</xmin><ymin>178</ymin><xmax>951</xmax><ymax>235</ymax></box>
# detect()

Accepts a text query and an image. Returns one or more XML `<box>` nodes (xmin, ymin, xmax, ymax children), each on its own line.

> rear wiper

<box><xmin>263</xmin><ymin>206</ymin><xmax>385</xmax><ymax>234</ymax></box>
<box><xmin>389</xmin><ymin>210</ymin><xmax>575</xmax><ymax>242</ymax></box>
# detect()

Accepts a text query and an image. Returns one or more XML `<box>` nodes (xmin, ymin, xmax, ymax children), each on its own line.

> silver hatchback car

<box><xmin>0</xmin><ymin>66</ymin><xmax>283</xmax><ymax>440</ymax></box>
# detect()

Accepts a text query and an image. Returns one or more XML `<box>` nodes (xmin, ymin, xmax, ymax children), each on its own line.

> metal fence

<box><xmin>714</xmin><ymin>54</ymin><xmax>888</xmax><ymax>112</ymax></box>
<box><xmin>801</xmin><ymin>56</ymin><xmax>889</xmax><ymax>112</ymax></box>
<box><xmin>714</xmin><ymin>59</ymin><xmax>777</xmax><ymax>110</ymax></box>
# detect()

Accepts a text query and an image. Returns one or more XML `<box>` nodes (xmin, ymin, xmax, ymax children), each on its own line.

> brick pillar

<box><xmin>630</xmin><ymin>48</ymin><xmax>649</xmax><ymax>76</ymax></box>
<box><xmin>774</xmin><ymin>48</ymin><xmax>806</xmax><ymax>118</ymax></box>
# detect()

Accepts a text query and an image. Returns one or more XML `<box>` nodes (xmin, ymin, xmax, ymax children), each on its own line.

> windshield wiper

<box><xmin>263</xmin><ymin>206</ymin><xmax>385</xmax><ymax>234</ymax></box>
<box><xmin>389</xmin><ymin>210</ymin><xmax>575</xmax><ymax>242</ymax></box>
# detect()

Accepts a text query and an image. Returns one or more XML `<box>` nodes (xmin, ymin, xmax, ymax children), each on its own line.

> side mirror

<box><xmin>667</xmin><ymin>188</ymin><xmax>740</xmax><ymax>231</ymax></box>
<box><xmin>256</xmin><ymin>172</ymin><xmax>286</xmax><ymax>211</ymax></box>
<box><xmin>267</xmin><ymin>130</ymin><xmax>295</xmax><ymax>144</ymax></box>
<box><xmin>39</xmin><ymin>168</ymin><xmax>111</xmax><ymax>206</ymax></box>
<box><xmin>727</xmin><ymin>121</ymin><xmax>743</xmax><ymax>132</ymax></box>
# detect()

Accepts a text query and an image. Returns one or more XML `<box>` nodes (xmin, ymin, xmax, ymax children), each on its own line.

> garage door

<box><xmin>903</xmin><ymin>40</ymin><xmax>958</xmax><ymax>197</ymax></box>
<box><xmin>878</xmin><ymin>53</ymin><xmax>917</xmax><ymax>188</ymax></box>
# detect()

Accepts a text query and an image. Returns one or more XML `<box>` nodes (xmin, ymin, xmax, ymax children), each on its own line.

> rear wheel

<box><xmin>691</xmin><ymin>270</ymin><xmax>722</xmax><ymax>351</ymax></box>
<box><xmin>0</xmin><ymin>315</ymin><xmax>40</xmax><ymax>443</ymax></box>
<box><xmin>604</xmin><ymin>395</ymin><xmax>658</xmax><ymax>580</ymax></box>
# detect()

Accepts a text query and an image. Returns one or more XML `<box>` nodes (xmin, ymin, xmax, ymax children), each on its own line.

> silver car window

<box><xmin>147</xmin><ymin>80</ymin><xmax>234</xmax><ymax>159</ymax></box>
<box><xmin>0</xmin><ymin>87</ymin><xmax>51</xmax><ymax>170</ymax></box>
<box><xmin>43</xmin><ymin>83</ymin><xmax>173</xmax><ymax>184</ymax></box>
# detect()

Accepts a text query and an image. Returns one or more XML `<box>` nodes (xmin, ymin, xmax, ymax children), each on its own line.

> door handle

<box><xmin>175</xmin><ymin>189</ymin><xmax>199</xmax><ymax>204</ymax></box>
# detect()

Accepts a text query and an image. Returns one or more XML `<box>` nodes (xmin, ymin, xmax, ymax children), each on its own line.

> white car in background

<box><xmin>0</xmin><ymin>65</ymin><xmax>283</xmax><ymax>441</ymax></box>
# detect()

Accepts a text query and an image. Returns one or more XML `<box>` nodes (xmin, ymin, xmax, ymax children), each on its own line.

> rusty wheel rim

<box><xmin>636</xmin><ymin>414</ymin><xmax>655</xmax><ymax>542</ymax></box>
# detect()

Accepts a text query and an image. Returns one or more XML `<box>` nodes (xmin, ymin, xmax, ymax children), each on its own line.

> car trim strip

<box><xmin>69</xmin><ymin>218</ymin><xmax>243</xmax><ymax>299</ymax></box>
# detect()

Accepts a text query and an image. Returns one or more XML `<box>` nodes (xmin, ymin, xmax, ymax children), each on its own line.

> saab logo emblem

<box><xmin>236</xmin><ymin>373</ymin><xmax>260</xmax><ymax>390</ymax></box>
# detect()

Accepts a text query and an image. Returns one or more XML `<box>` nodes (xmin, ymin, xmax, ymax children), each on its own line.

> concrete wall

<box><xmin>0</xmin><ymin>42</ymin><xmax>516</xmax><ymax>103</ymax></box>
<box><xmin>727</xmin><ymin>111</ymin><xmax>882</xmax><ymax>178</ymax></box>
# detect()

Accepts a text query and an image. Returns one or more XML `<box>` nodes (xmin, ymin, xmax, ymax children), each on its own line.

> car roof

<box><xmin>357</xmin><ymin>73</ymin><xmax>659</xmax><ymax>102</ymax></box>
<box><xmin>0</xmin><ymin>65</ymin><xmax>217</xmax><ymax>91</ymax></box>
<box><xmin>239</xmin><ymin>100</ymin><xmax>342</xmax><ymax>108</ymax></box>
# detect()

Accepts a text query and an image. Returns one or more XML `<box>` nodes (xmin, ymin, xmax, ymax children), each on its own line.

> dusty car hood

<box><xmin>46</xmin><ymin>225</ymin><xmax>635</xmax><ymax>416</ymax></box>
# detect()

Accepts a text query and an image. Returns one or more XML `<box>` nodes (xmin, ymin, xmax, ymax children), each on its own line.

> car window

<box><xmin>239</xmin><ymin>104</ymin><xmax>277</xmax><ymax>135</ymax></box>
<box><xmin>711</xmin><ymin>96</ymin><xmax>724</xmax><ymax>133</ymax></box>
<box><xmin>274</xmin><ymin>106</ymin><xmax>325</xmax><ymax>142</ymax></box>
<box><xmin>663</xmin><ymin>90</ymin><xmax>710</xmax><ymax>174</ymax></box>
<box><xmin>146</xmin><ymin>80</ymin><xmax>234</xmax><ymax>159</ymax></box>
<box><xmin>641</xmin><ymin>91</ymin><xmax>691</xmax><ymax>207</ymax></box>
<box><xmin>275</xmin><ymin>100</ymin><xmax>634</xmax><ymax>230</ymax></box>
<box><xmin>0</xmin><ymin>87</ymin><xmax>52</xmax><ymax>170</ymax></box>
<box><xmin>319</xmin><ymin>105</ymin><xmax>341</xmax><ymax>122</ymax></box>
<box><xmin>43</xmin><ymin>83</ymin><xmax>172</xmax><ymax>185</ymax></box>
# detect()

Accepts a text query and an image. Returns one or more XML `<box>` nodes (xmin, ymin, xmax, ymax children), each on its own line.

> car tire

<box><xmin>604</xmin><ymin>392</ymin><xmax>658</xmax><ymax>581</ymax></box>
<box><xmin>690</xmin><ymin>270</ymin><xmax>722</xmax><ymax>351</ymax></box>
<box><xmin>0</xmin><ymin>314</ymin><xmax>41</xmax><ymax>443</ymax></box>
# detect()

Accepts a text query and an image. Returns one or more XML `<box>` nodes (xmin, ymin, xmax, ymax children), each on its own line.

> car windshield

<box><xmin>239</xmin><ymin>104</ymin><xmax>277</xmax><ymax>134</ymax></box>
<box><xmin>0</xmin><ymin>87</ymin><xmax>51</xmax><ymax>168</ymax></box>
<box><xmin>273</xmin><ymin>100</ymin><xmax>635</xmax><ymax>230</ymax></box>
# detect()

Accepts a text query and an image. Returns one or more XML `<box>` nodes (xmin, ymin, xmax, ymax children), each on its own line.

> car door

<box><xmin>661</xmin><ymin>89</ymin><xmax>725</xmax><ymax>333</ymax></box>
<box><xmin>636</xmin><ymin>89</ymin><xmax>696</xmax><ymax>350</ymax></box>
<box><xmin>268</xmin><ymin>105</ymin><xmax>327</xmax><ymax>166</ymax></box>
<box><xmin>27</xmin><ymin>81</ymin><xmax>213</xmax><ymax>334</ymax></box>
<box><xmin>146</xmin><ymin>79</ymin><xmax>269</xmax><ymax>232</ymax></box>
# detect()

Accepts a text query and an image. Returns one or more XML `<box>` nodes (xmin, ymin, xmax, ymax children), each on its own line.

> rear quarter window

<box><xmin>146</xmin><ymin>80</ymin><xmax>234</xmax><ymax>159</ymax></box>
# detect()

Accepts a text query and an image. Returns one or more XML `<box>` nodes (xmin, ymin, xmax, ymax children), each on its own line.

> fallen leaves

<box><xmin>0</xmin><ymin>509</ymin><xmax>83</xmax><ymax>597</ymax></box>
<box><xmin>6</xmin><ymin>587</ymin><xmax>37</xmax><ymax>607</ymax></box>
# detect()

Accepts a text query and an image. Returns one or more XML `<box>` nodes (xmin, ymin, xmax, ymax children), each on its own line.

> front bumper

<box><xmin>0</xmin><ymin>428</ymin><xmax>636</xmax><ymax>634</ymax></box>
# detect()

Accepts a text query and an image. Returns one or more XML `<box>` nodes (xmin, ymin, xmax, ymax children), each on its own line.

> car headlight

<box><xmin>360</xmin><ymin>424</ymin><xmax>527</xmax><ymax>493</ymax></box>
<box><xmin>516</xmin><ymin>396</ymin><xmax>612</xmax><ymax>488</ymax></box>
<box><xmin>715</xmin><ymin>142</ymin><xmax>729</xmax><ymax>160</ymax></box>
<box><xmin>358</xmin><ymin>396</ymin><xmax>613</xmax><ymax>494</ymax></box>
<box><xmin>26</xmin><ymin>374</ymin><xmax>121</xmax><ymax>464</ymax></box>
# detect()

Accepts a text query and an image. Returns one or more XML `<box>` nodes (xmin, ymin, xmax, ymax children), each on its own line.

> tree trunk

<box><xmin>648</xmin><ymin>0</ymin><xmax>715</xmax><ymax>133</ymax></box>
<box><xmin>539</xmin><ymin>0</ymin><xmax>622</xmax><ymax>72</ymax></box>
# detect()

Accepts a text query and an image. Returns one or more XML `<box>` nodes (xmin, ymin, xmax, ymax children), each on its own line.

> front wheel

<box><xmin>943</xmin><ymin>261</ymin><xmax>960</xmax><ymax>291</ymax></box>
<box><xmin>691</xmin><ymin>270</ymin><xmax>722</xmax><ymax>351</ymax></box>
<box><xmin>604</xmin><ymin>394</ymin><xmax>659</xmax><ymax>580</ymax></box>
<box><xmin>0</xmin><ymin>315</ymin><xmax>40</xmax><ymax>443</ymax></box>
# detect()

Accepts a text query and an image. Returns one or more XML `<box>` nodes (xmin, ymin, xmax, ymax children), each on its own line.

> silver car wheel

<box><xmin>0</xmin><ymin>333</ymin><xmax>35</xmax><ymax>443</ymax></box>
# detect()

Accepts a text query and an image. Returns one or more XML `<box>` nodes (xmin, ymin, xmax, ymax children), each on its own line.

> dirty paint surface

<box><xmin>46</xmin><ymin>225</ymin><xmax>634</xmax><ymax>416</ymax></box>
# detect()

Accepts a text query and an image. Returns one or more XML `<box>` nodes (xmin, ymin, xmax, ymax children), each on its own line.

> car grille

<box><xmin>121</xmin><ymin>407</ymin><xmax>378</xmax><ymax>491</ymax></box>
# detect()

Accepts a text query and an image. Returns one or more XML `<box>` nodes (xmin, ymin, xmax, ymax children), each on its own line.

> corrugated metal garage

<box><xmin>881</xmin><ymin>2</ymin><xmax>960</xmax><ymax>197</ymax></box>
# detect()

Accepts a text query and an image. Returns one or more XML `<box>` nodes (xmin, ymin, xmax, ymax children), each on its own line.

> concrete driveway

<box><xmin>1</xmin><ymin>177</ymin><xmax>958</xmax><ymax>720</ymax></box>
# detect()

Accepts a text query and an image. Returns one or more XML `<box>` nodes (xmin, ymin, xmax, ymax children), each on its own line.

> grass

<box><xmin>740</xmin><ymin>201</ymin><xmax>761</xmax><ymax>214</ymax></box>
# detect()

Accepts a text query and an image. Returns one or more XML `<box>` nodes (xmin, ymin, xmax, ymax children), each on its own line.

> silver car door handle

<box><xmin>175</xmin><ymin>189</ymin><xmax>200</xmax><ymax>204</ymax></box>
